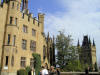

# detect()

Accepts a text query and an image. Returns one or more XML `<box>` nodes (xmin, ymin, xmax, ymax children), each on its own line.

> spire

<box><xmin>88</xmin><ymin>37</ymin><xmax>91</xmax><ymax>45</ymax></box>
<box><xmin>47</xmin><ymin>32</ymin><xmax>49</xmax><ymax>38</ymax></box>
<box><xmin>93</xmin><ymin>39</ymin><xmax>95</xmax><ymax>46</ymax></box>
<box><xmin>47</xmin><ymin>32</ymin><xmax>49</xmax><ymax>42</ymax></box>
<box><xmin>77</xmin><ymin>39</ymin><xmax>80</xmax><ymax>47</ymax></box>
<box><xmin>53</xmin><ymin>35</ymin><xmax>55</xmax><ymax>43</ymax></box>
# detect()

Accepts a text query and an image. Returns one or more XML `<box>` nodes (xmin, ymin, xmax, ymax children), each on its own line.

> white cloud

<box><xmin>44</xmin><ymin>0</ymin><xmax>100</xmax><ymax>64</ymax></box>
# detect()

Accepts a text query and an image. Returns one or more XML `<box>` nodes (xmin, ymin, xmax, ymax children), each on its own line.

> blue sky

<box><xmin>28</xmin><ymin>0</ymin><xmax>100</xmax><ymax>64</ymax></box>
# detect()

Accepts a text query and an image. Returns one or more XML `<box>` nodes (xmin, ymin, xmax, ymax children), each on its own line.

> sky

<box><xmin>28</xmin><ymin>0</ymin><xmax>100</xmax><ymax>64</ymax></box>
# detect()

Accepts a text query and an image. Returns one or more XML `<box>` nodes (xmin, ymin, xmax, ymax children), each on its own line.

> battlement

<box><xmin>0</xmin><ymin>0</ymin><xmax>45</xmax><ymax>29</ymax></box>
<box><xmin>21</xmin><ymin>9</ymin><xmax>44</xmax><ymax>28</ymax></box>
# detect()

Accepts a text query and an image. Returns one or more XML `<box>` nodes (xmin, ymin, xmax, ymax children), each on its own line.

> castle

<box><xmin>77</xmin><ymin>35</ymin><xmax>97</xmax><ymax>69</ymax></box>
<box><xmin>0</xmin><ymin>0</ymin><xmax>55</xmax><ymax>75</ymax></box>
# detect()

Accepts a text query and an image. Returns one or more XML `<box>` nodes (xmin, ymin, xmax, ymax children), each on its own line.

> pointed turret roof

<box><xmin>93</xmin><ymin>39</ymin><xmax>95</xmax><ymax>46</ymax></box>
<box><xmin>88</xmin><ymin>37</ymin><xmax>91</xmax><ymax>45</ymax></box>
<box><xmin>77</xmin><ymin>39</ymin><xmax>80</xmax><ymax>47</ymax></box>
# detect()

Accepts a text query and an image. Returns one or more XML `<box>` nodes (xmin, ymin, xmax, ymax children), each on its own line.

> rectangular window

<box><xmin>7</xmin><ymin>34</ymin><xmax>10</xmax><ymax>45</ymax></box>
<box><xmin>5</xmin><ymin>56</ymin><xmax>8</xmax><ymax>66</ymax></box>
<box><xmin>20</xmin><ymin>57</ymin><xmax>26</xmax><ymax>67</ymax></box>
<box><xmin>10</xmin><ymin>17</ymin><xmax>13</xmax><ymax>24</ymax></box>
<box><xmin>32</xmin><ymin>29</ymin><xmax>36</xmax><ymax>36</ymax></box>
<box><xmin>22</xmin><ymin>39</ymin><xmax>27</xmax><ymax>50</ymax></box>
<box><xmin>23</xmin><ymin>25</ymin><xmax>28</xmax><ymax>33</ymax></box>
<box><xmin>30</xmin><ymin>40</ymin><xmax>36</xmax><ymax>51</ymax></box>
<box><xmin>30</xmin><ymin>58</ymin><xmax>34</xmax><ymax>68</ymax></box>
<box><xmin>12</xmin><ymin>35</ymin><xmax>16</xmax><ymax>46</ymax></box>
<box><xmin>15</xmin><ymin>18</ymin><xmax>17</xmax><ymax>25</ymax></box>
<box><xmin>12</xmin><ymin>2</ymin><xmax>14</xmax><ymax>9</ymax></box>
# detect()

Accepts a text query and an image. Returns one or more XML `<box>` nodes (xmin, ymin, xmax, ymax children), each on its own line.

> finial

<box><xmin>93</xmin><ymin>39</ymin><xmax>95</xmax><ymax>46</ymax></box>
<box><xmin>88</xmin><ymin>37</ymin><xmax>91</xmax><ymax>45</ymax></box>
<box><xmin>53</xmin><ymin>35</ymin><xmax>55</xmax><ymax>43</ymax></box>
<box><xmin>47</xmin><ymin>32</ymin><xmax>49</xmax><ymax>38</ymax></box>
<box><xmin>77</xmin><ymin>39</ymin><xmax>80</xmax><ymax>47</ymax></box>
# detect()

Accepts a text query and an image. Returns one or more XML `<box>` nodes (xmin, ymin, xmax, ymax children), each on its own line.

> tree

<box><xmin>94</xmin><ymin>62</ymin><xmax>98</xmax><ymax>72</ymax></box>
<box><xmin>32</xmin><ymin>53</ymin><xmax>41</xmax><ymax>75</ymax></box>
<box><xmin>56</xmin><ymin>31</ymin><xmax>78</xmax><ymax>71</ymax></box>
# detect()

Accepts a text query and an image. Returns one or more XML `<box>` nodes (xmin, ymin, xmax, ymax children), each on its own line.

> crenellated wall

<box><xmin>0</xmin><ymin>1</ymin><xmax>49</xmax><ymax>75</ymax></box>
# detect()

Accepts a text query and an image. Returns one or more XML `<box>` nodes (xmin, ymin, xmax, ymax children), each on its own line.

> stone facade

<box><xmin>0</xmin><ymin>0</ymin><xmax>55</xmax><ymax>75</ymax></box>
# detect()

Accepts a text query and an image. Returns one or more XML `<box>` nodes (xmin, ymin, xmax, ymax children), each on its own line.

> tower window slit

<box><xmin>5</xmin><ymin>56</ymin><xmax>8</xmax><ymax>66</ymax></box>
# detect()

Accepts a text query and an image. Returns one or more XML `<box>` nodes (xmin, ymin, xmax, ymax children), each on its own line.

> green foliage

<box><xmin>56</xmin><ymin>31</ymin><xmax>79</xmax><ymax>70</ymax></box>
<box><xmin>25</xmin><ymin>66</ymin><xmax>31</xmax><ymax>75</ymax></box>
<box><xmin>0</xmin><ymin>64</ymin><xmax>1</xmax><ymax>71</ymax></box>
<box><xmin>55</xmin><ymin>31</ymin><xmax>89</xmax><ymax>72</ymax></box>
<box><xmin>63</xmin><ymin>60</ymin><xmax>85</xmax><ymax>72</ymax></box>
<box><xmin>32</xmin><ymin>53</ymin><xmax>41</xmax><ymax>75</ymax></box>
<box><xmin>56</xmin><ymin>31</ymin><xmax>73</xmax><ymax>69</ymax></box>
<box><xmin>94</xmin><ymin>62</ymin><xmax>98</xmax><ymax>72</ymax></box>
<box><xmin>17</xmin><ymin>69</ymin><xmax>27</xmax><ymax>75</ymax></box>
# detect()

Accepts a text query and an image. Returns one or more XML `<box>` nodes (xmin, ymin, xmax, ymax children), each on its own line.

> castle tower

<box><xmin>0</xmin><ymin>0</ymin><xmax>23</xmax><ymax>74</ymax></box>
<box><xmin>80</xmin><ymin>35</ymin><xmax>97</xmax><ymax>69</ymax></box>
<box><xmin>81</xmin><ymin>36</ymin><xmax>92</xmax><ymax>64</ymax></box>
<box><xmin>82</xmin><ymin>35</ymin><xmax>89</xmax><ymax>46</ymax></box>
<box><xmin>91</xmin><ymin>39</ymin><xmax>97</xmax><ymax>68</ymax></box>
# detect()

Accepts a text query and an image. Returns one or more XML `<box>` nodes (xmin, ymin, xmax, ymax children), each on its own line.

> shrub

<box><xmin>33</xmin><ymin>53</ymin><xmax>41</xmax><ymax>75</ymax></box>
<box><xmin>17</xmin><ymin>69</ymin><xmax>27</xmax><ymax>75</ymax></box>
<box><xmin>25</xmin><ymin>66</ymin><xmax>31</xmax><ymax>75</ymax></box>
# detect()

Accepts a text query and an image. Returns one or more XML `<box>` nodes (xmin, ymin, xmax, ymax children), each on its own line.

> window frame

<box><xmin>30</xmin><ymin>40</ymin><xmax>36</xmax><ymax>51</ymax></box>
<box><xmin>20</xmin><ymin>57</ymin><xmax>26</xmax><ymax>67</ymax></box>
<box><xmin>32</xmin><ymin>29</ymin><xmax>36</xmax><ymax>36</ymax></box>
<box><xmin>15</xmin><ymin>18</ymin><xmax>18</xmax><ymax>25</ymax></box>
<box><xmin>7</xmin><ymin>34</ymin><xmax>11</xmax><ymax>45</ymax></box>
<box><xmin>10</xmin><ymin>17</ymin><xmax>13</xmax><ymax>24</ymax></box>
<box><xmin>23</xmin><ymin>25</ymin><xmax>28</xmax><ymax>33</ymax></box>
<box><xmin>30</xmin><ymin>58</ymin><xmax>34</xmax><ymax>68</ymax></box>
<box><xmin>22</xmin><ymin>39</ymin><xmax>27</xmax><ymax>50</ymax></box>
